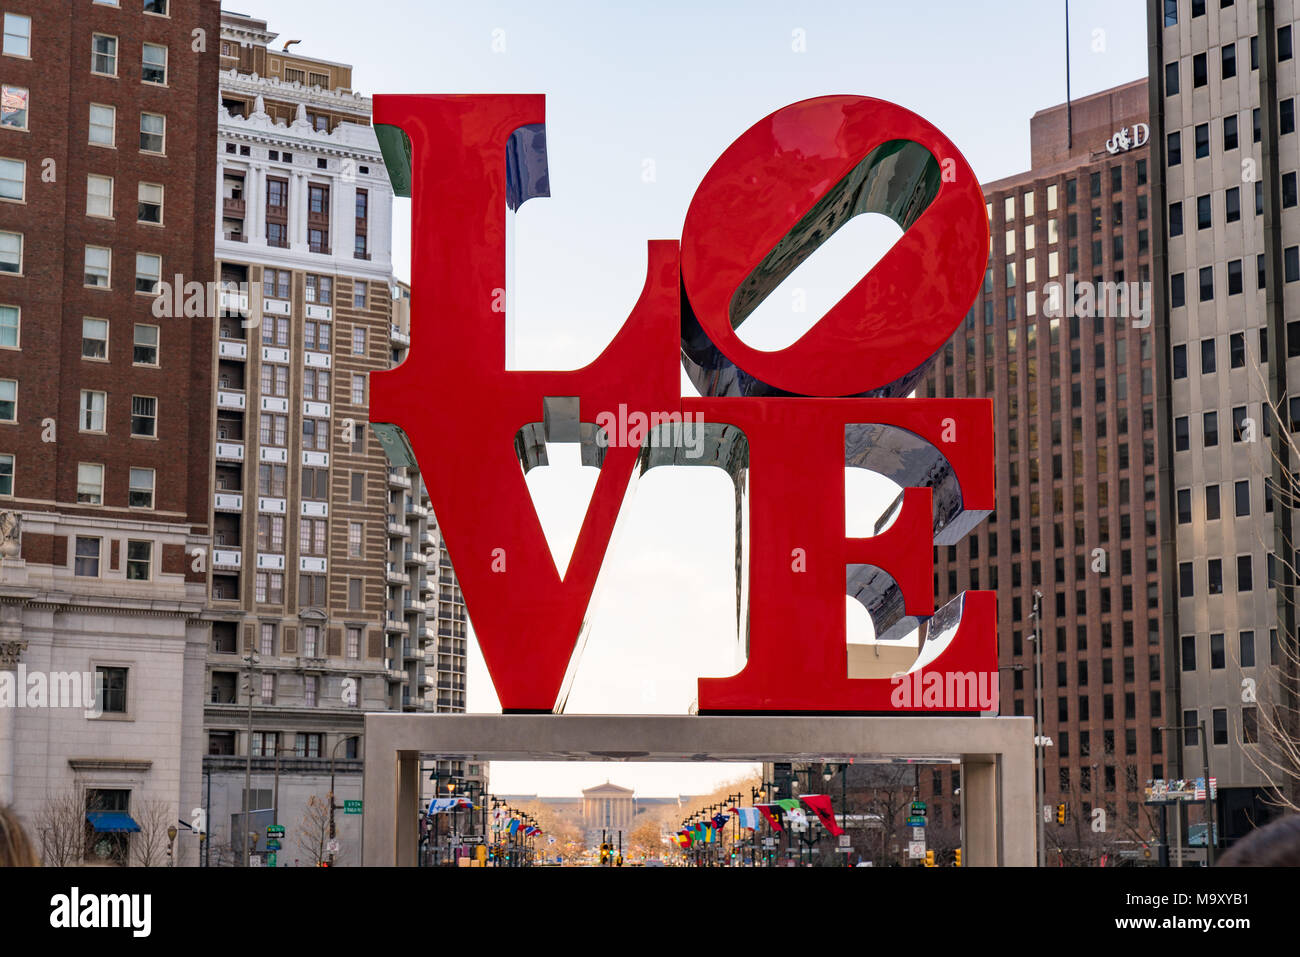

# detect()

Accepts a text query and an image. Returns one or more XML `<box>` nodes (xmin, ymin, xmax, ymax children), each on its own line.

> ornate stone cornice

<box><xmin>220</xmin><ymin>69</ymin><xmax>372</xmax><ymax>116</ymax></box>
<box><xmin>68</xmin><ymin>758</ymin><xmax>154</xmax><ymax>773</ymax></box>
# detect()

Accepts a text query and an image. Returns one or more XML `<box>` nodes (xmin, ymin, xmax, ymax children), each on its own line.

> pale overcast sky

<box><xmin>241</xmin><ymin>0</ymin><xmax>1147</xmax><ymax>798</ymax></box>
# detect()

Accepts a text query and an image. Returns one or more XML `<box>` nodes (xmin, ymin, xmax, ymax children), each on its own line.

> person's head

<box><xmin>1218</xmin><ymin>815</ymin><xmax>1300</xmax><ymax>866</ymax></box>
<box><xmin>0</xmin><ymin>806</ymin><xmax>39</xmax><ymax>867</ymax></box>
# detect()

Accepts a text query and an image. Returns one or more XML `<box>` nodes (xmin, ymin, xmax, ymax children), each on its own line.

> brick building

<box><xmin>0</xmin><ymin>0</ymin><xmax>219</xmax><ymax>864</ymax></box>
<box><xmin>918</xmin><ymin>79</ymin><xmax>1168</xmax><ymax>858</ymax></box>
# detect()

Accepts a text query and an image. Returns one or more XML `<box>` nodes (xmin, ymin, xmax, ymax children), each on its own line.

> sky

<box><xmin>241</xmin><ymin>0</ymin><xmax>1148</xmax><ymax>798</ymax></box>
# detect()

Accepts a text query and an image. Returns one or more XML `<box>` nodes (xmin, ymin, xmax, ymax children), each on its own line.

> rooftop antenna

<box><xmin>1065</xmin><ymin>0</ymin><xmax>1073</xmax><ymax>150</ymax></box>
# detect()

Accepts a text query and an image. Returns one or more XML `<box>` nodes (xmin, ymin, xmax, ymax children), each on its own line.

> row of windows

<box><xmin>1177</xmin><ymin>555</ymin><xmax>1262</xmax><ymax>596</ymax></box>
<box><xmin>0</xmin><ymin>307</ymin><xmax>160</xmax><ymax>361</ymax></box>
<box><xmin>1169</xmin><ymin>177</ymin><xmax>1296</xmax><ymax>235</ymax></box>
<box><xmin>0</xmin><ymin>162</ymin><xmax>169</xmax><ymax>224</ymax></box>
<box><xmin>72</xmin><ymin>534</ymin><xmax>153</xmax><ymax>579</ymax></box>
<box><xmin>1180</xmin><ymin>630</ymin><xmax>1261</xmax><ymax>671</ymax></box>
<box><xmin>240</xmin><ymin>572</ymin><xmax>368</xmax><ymax>611</ymax></box>
<box><xmin>253</xmin><ymin>364</ymin><xmax>367</xmax><ymax>405</ymax></box>
<box><xmin>0</xmin><ymin>232</ymin><xmax>165</xmax><ymax>291</ymax></box>
<box><xmin>1168</xmin><ymin>102</ymin><xmax>1296</xmax><ymax>167</ymax></box>
<box><xmin>256</xmin><ymin>315</ymin><xmax>370</xmax><ymax>356</ymax></box>
<box><xmin>88</xmin><ymin>32</ymin><xmax>171</xmax><ymax>84</ymax></box>
<box><xmin>0</xmin><ymin>384</ymin><xmax>157</xmax><ymax>436</ymax></box>
<box><xmin>1176</xmin><ymin>479</ymin><xmax>1266</xmax><ymax>524</ymax></box>
<box><xmin>1169</xmin><ymin>248</ymin><xmax>1300</xmax><ymax>307</ymax></box>
<box><xmin>0</xmin><ymin>90</ymin><xmax>167</xmax><ymax>155</ymax></box>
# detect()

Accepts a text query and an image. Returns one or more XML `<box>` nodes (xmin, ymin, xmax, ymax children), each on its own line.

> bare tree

<box><xmin>129</xmin><ymin>799</ymin><xmax>175</xmax><ymax>868</ymax></box>
<box><xmin>295</xmin><ymin>794</ymin><xmax>331</xmax><ymax>866</ymax></box>
<box><xmin>33</xmin><ymin>791</ymin><xmax>84</xmax><ymax>867</ymax></box>
<box><xmin>1235</xmin><ymin>369</ymin><xmax>1300</xmax><ymax>811</ymax></box>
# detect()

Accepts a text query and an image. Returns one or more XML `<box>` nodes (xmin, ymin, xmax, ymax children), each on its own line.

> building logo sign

<box><xmin>369</xmin><ymin>94</ymin><xmax>997</xmax><ymax>714</ymax></box>
<box><xmin>1104</xmin><ymin>122</ymin><xmax>1149</xmax><ymax>154</ymax></box>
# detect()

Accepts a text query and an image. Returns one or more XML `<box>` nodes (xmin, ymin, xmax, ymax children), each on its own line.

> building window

<box><xmin>1212</xmin><ymin>708</ymin><xmax>1228</xmax><ymax>745</ymax></box>
<box><xmin>125</xmin><ymin>540</ymin><xmax>152</xmax><ymax>580</ymax></box>
<box><xmin>259</xmin><ymin>623</ymin><xmax>276</xmax><ymax>657</ymax></box>
<box><xmin>1197</xmin><ymin>193</ymin><xmax>1212</xmax><ymax>229</ymax></box>
<box><xmin>0</xmin><ymin>157</ymin><xmax>23</xmax><ymax>201</ymax></box>
<box><xmin>263</xmin><ymin>268</ymin><xmax>290</xmax><ymax>300</ymax></box>
<box><xmin>141</xmin><ymin>43</ymin><xmax>167</xmax><ymax>84</ymax></box>
<box><xmin>1222</xmin><ymin>42</ymin><xmax>1236</xmax><ymax>79</ymax></box>
<box><xmin>1199</xmin><ymin>266</ymin><xmax>1214</xmax><ymax>301</ymax></box>
<box><xmin>75</xmin><ymin>535</ymin><xmax>101</xmax><ymax>576</ymax></box>
<box><xmin>351</xmin><ymin>374</ymin><xmax>365</xmax><ymax>405</ymax></box>
<box><xmin>88</xmin><ymin>103</ymin><xmax>115</xmax><ymax>145</ymax></box>
<box><xmin>1165</xmin><ymin>61</ymin><xmax>1179</xmax><ymax>94</ymax></box>
<box><xmin>133</xmin><ymin>324</ymin><xmax>158</xmax><ymax>365</ymax></box>
<box><xmin>131</xmin><ymin>395</ymin><xmax>157</xmax><ymax>437</ymax></box>
<box><xmin>144</xmin><ymin>0</ymin><xmax>169</xmax><ymax>14</ymax></box>
<box><xmin>91</xmin><ymin>34</ymin><xmax>118</xmax><ymax>76</ymax></box>
<box><xmin>295</xmin><ymin>733</ymin><xmax>321</xmax><ymax>758</ymax></box>
<box><xmin>76</xmin><ymin>463</ymin><xmax>103</xmax><ymax>505</ymax></box>
<box><xmin>84</xmin><ymin>246</ymin><xmax>110</xmax><ymax>287</ymax></box>
<box><xmin>348</xmin><ymin>577</ymin><xmax>362</xmax><ymax>610</ymax></box>
<box><xmin>303</xmin><ymin>625</ymin><xmax>319</xmax><ymax>657</ymax></box>
<box><xmin>82</xmin><ymin>318</ymin><xmax>108</xmax><ymax>359</ymax></box>
<box><xmin>352</xmin><ymin>327</ymin><xmax>366</xmax><ymax>356</ymax></box>
<box><xmin>0</xmin><ymin>230</ymin><xmax>20</xmax><ymax>273</ymax></box>
<box><xmin>135</xmin><ymin>253</ymin><xmax>161</xmax><ymax>293</ymax></box>
<box><xmin>1179</xmin><ymin>562</ymin><xmax>1193</xmax><ymax>598</ymax></box>
<box><xmin>2</xmin><ymin>14</ymin><xmax>30</xmax><ymax>57</ymax></box>
<box><xmin>1237</xmin><ymin>556</ymin><xmax>1252</xmax><ymax>592</ymax></box>
<box><xmin>128</xmin><ymin>467</ymin><xmax>154</xmax><ymax>508</ymax></box>
<box><xmin>305</xmin><ymin>274</ymin><xmax>332</xmax><ymax>304</ymax></box>
<box><xmin>304</xmin><ymin>676</ymin><xmax>318</xmax><ymax>707</ymax></box>
<box><xmin>1167</xmin><ymin>131</ymin><xmax>1181</xmax><ymax>166</ymax></box>
<box><xmin>354</xmin><ymin>280</ymin><xmax>367</xmax><ymax>309</ymax></box>
<box><xmin>1194</xmin><ymin>123</ymin><xmax>1209</xmax><ymax>158</ymax></box>
<box><xmin>259</xmin><ymin>674</ymin><xmax>275</xmax><ymax>705</ymax></box>
<box><xmin>349</xmin><ymin>521</ymin><xmax>362</xmax><ymax>557</ymax></box>
<box><xmin>0</xmin><ymin>453</ymin><xmax>11</xmax><ymax>495</ymax></box>
<box><xmin>80</xmin><ymin>390</ymin><xmax>106</xmax><ymax>432</ymax></box>
<box><xmin>1224</xmin><ymin>114</ymin><xmax>1238</xmax><ymax>151</ymax></box>
<box><xmin>1226</xmin><ymin>186</ymin><xmax>1240</xmax><ymax>222</ymax></box>
<box><xmin>95</xmin><ymin>666</ymin><xmax>128</xmax><ymax>714</ymax></box>
<box><xmin>138</xmin><ymin>182</ymin><xmax>162</xmax><ymax>223</ymax></box>
<box><xmin>1281</xmin><ymin>24</ymin><xmax>1294</xmax><ymax>61</ymax></box>
<box><xmin>0</xmin><ymin>84</ymin><xmax>26</xmax><ymax>130</ymax></box>
<box><xmin>346</xmin><ymin>626</ymin><xmax>360</xmax><ymax>659</ymax></box>
<box><xmin>86</xmin><ymin>173</ymin><xmax>113</xmax><ymax>218</ymax></box>
<box><xmin>1192</xmin><ymin>52</ymin><xmax>1207</xmax><ymax>87</ymax></box>
<box><xmin>139</xmin><ymin>112</ymin><xmax>165</xmax><ymax>153</ymax></box>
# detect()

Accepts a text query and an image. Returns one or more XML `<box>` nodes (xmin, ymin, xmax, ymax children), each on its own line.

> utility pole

<box><xmin>241</xmin><ymin>649</ymin><xmax>259</xmax><ymax>868</ymax></box>
<box><xmin>1029</xmin><ymin>589</ymin><xmax>1045</xmax><ymax>868</ymax></box>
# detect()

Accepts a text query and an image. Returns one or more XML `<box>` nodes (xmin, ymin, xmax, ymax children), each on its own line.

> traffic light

<box><xmin>1056</xmin><ymin>803</ymin><xmax>1067</xmax><ymax>825</ymax></box>
<box><xmin>954</xmin><ymin>848</ymin><xmax>962</xmax><ymax>867</ymax></box>
<box><xmin>924</xmin><ymin>850</ymin><xmax>935</xmax><ymax>867</ymax></box>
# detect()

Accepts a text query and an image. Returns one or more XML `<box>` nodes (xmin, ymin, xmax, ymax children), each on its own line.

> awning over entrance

<box><xmin>85</xmin><ymin>811</ymin><xmax>141</xmax><ymax>833</ymax></box>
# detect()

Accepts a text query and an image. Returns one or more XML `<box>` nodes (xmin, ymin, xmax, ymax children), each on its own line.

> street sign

<box><xmin>266</xmin><ymin>824</ymin><xmax>285</xmax><ymax>837</ymax></box>
<box><xmin>910</xmin><ymin>801</ymin><xmax>927</xmax><ymax>814</ymax></box>
<box><xmin>327</xmin><ymin>838</ymin><xmax>340</xmax><ymax>855</ymax></box>
<box><xmin>249</xmin><ymin>855</ymin><xmax>262</xmax><ymax>867</ymax></box>
<box><xmin>762</xmin><ymin>838</ymin><xmax>776</xmax><ymax>847</ymax></box>
<box><xmin>266</xmin><ymin>839</ymin><xmax>281</xmax><ymax>851</ymax></box>
<box><xmin>1042</xmin><ymin>805</ymin><xmax>1053</xmax><ymax>823</ymax></box>
<box><xmin>907</xmin><ymin>841</ymin><xmax>926</xmax><ymax>860</ymax></box>
<box><xmin>912</xmin><ymin>826</ymin><xmax>926</xmax><ymax>841</ymax></box>
<box><xmin>459</xmin><ymin>835</ymin><xmax>483</xmax><ymax>844</ymax></box>
<box><xmin>267</xmin><ymin>852</ymin><xmax>277</xmax><ymax>867</ymax></box>
<box><xmin>343</xmin><ymin>800</ymin><xmax>363</xmax><ymax>814</ymax></box>
<box><xmin>906</xmin><ymin>815</ymin><xmax>927</xmax><ymax>828</ymax></box>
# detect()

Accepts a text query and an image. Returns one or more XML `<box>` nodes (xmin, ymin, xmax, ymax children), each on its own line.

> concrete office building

<box><xmin>0</xmin><ymin>0</ymin><xmax>219</xmax><ymax>865</ymax></box>
<box><xmin>1148</xmin><ymin>0</ymin><xmax>1300</xmax><ymax>841</ymax></box>
<box><xmin>199</xmin><ymin>11</ymin><xmax>441</xmax><ymax>863</ymax></box>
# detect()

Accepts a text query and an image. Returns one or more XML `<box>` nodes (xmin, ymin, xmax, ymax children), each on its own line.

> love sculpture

<box><xmin>369</xmin><ymin>94</ymin><xmax>996</xmax><ymax>715</ymax></box>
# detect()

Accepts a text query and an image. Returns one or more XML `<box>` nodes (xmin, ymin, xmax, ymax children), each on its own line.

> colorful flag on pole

<box><xmin>799</xmin><ymin>794</ymin><xmax>844</xmax><ymax>837</ymax></box>
<box><xmin>732</xmin><ymin>807</ymin><xmax>763</xmax><ymax>830</ymax></box>
<box><xmin>755</xmin><ymin>804</ymin><xmax>784</xmax><ymax>831</ymax></box>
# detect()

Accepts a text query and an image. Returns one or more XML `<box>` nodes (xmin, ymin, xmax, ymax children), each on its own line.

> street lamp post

<box><xmin>1028</xmin><ymin>589</ymin><xmax>1046</xmax><ymax>869</ymax></box>
<box><xmin>241</xmin><ymin>650</ymin><xmax>259</xmax><ymax>868</ymax></box>
<box><xmin>1159</xmin><ymin>720</ymin><xmax>1217</xmax><ymax>867</ymax></box>
<box><xmin>327</xmin><ymin>734</ymin><xmax>358</xmax><ymax>867</ymax></box>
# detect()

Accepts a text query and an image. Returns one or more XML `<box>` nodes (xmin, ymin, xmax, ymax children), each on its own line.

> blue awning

<box><xmin>86</xmin><ymin>811</ymin><xmax>141</xmax><ymax>833</ymax></box>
